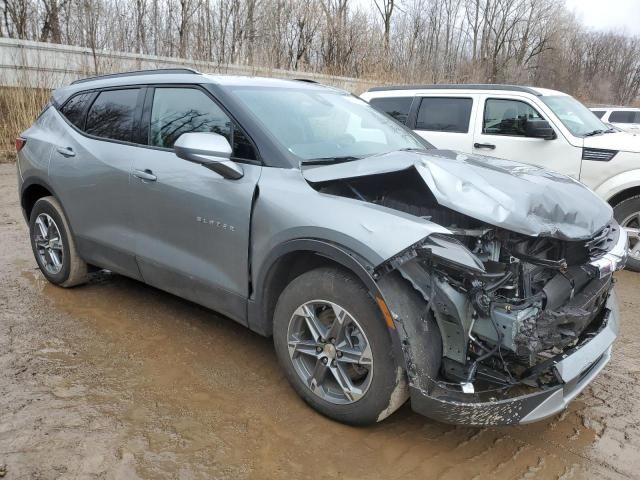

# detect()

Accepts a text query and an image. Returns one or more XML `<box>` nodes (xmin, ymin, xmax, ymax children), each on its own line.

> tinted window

<box><xmin>150</xmin><ymin>88</ymin><xmax>256</xmax><ymax>160</ymax></box>
<box><xmin>369</xmin><ymin>97</ymin><xmax>413</xmax><ymax>124</ymax></box>
<box><xmin>60</xmin><ymin>93</ymin><xmax>93</xmax><ymax>129</ymax></box>
<box><xmin>85</xmin><ymin>89</ymin><xmax>139</xmax><ymax>142</ymax></box>
<box><xmin>416</xmin><ymin>97</ymin><xmax>472</xmax><ymax>133</ymax></box>
<box><xmin>591</xmin><ymin>110</ymin><xmax>606</xmax><ymax>119</ymax></box>
<box><xmin>483</xmin><ymin>98</ymin><xmax>543</xmax><ymax>136</ymax></box>
<box><xmin>609</xmin><ymin>111</ymin><xmax>639</xmax><ymax>123</ymax></box>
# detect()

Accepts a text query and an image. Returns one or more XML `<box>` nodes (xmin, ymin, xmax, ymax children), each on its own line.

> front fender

<box><xmin>593</xmin><ymin>168</ymin><xmax>640</xmax><ymax>203</ymax></box>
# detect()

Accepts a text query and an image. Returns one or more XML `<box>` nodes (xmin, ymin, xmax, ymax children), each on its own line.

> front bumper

<box><xmin>409</xmin><ymin>289</ymin><xmax>619</xmax><ymax>426</ymax></box>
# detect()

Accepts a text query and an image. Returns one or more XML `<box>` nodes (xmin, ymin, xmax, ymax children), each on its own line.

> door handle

<box><xmin>133</xmin><ymin>169</ymin><xmax>157</xmax><ymax>181</ymax></box>
<box><xmin>56</xmin><ymin>147</ymin><xmax>75</xmax><ymax>157</ymax></box>
<box><xmin>473</xmin><ymin>143</ymin><xmax>496</xmax><ymax>150</ymax></box>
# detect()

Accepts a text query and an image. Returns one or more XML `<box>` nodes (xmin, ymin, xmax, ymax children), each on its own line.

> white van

<box><xmin>361</xmin><ymin>84</ymin><xmax>640</xmax><ymax>270</ymax></box>
<box><xmin>590</xmin><ymin>107</ymin><xmax>640</xmax><ymax>134</ymax></box>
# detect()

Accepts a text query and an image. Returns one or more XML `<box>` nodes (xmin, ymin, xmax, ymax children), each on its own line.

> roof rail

<box><xmin>71</xmin><ymin>68</ymin><xmax>201</xmax><ymax>85</ymax></box>
<box><xmin>367</xmin><ymin>83</ymin><xmax>542</xmax><ymax>96</ymax></box>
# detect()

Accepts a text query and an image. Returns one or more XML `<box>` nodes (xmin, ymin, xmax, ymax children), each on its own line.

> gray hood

<box><xmin>302</xmin><ymin>150</ymin><xmax>613</xmax><ymax>241</ymax></box>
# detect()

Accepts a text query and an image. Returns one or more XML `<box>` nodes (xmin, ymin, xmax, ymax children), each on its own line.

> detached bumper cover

<box><xmin>410</xmin><ymin>290</ymin><xmax>619</xmax><ymax>426</ymax></box>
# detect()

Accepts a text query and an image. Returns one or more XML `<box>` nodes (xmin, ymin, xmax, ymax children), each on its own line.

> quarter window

<box><xmin>416</xmin><ymin>97</ymin><xmax>472</xmax><ymax>133</ymax></box>
<box><xmin>369</xmin><ymin>97</ymin><xmax>413</xmax><ymax>124</ymax></box>
<box><xmin>85</xmin><ymin>89</ymin><xmax>139</xmax><ymax>142</ymax></box>
<box><xmin>149</xmin><ymin>87</ymin><xmax>256</xmax><ymax>160</ymax></box>
<box><xmin>483</xmin><ymin>99</ymin><xmax>543</xmax><ymax>136</ymax></box>
<box><xmin>609</xmin><ymin>111</ymin><xmax>639</xmax><ymax>123</ymax></box>
<box><xmin>60</xmin><ymin>92</ymin><xmax>93</xmax><ymax>129</ymax></box>
<box><xmin>591</xmin><ymin>110</ymin><xmax>606</xmax><ymax>119</ymax></box>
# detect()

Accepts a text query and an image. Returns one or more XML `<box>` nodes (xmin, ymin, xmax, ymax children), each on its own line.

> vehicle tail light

<box><xmin>15</xmin><ymin>137</ymin><xmax>26</xmax><ymax>152</ymax></box>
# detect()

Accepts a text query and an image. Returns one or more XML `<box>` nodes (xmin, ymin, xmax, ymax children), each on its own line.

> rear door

<box><xmin>407</xmin><ymin>95</ymin><xmax>476</xmax><ymax>152</ymax></box>
<box><xmin>130</xmin><ymin>85</ymin><xmax>261</xmax><ymax>324</ymax></box>
<box><xmin>48</xmin><ymin>87</ymin><xmax>144</xmax><ymax>278</ymax></box>
<box><xmin>472</xmin><ymin>94</ymin><xmax>581</xmax><ymax>178</ymax></box>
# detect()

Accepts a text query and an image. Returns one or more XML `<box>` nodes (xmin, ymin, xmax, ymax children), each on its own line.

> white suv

<box><xmin>361</xmin><ymin>84</ymin><xmax>640</xmax><ymax>270</ymax></box>
<box><xmin>590</xmin><ymin>107</ymin><xmax>640</xmax><ymax>134</ymax></box>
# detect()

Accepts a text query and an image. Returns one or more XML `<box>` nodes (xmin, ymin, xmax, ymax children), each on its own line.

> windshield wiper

<box><xmin>300</xmin><ymin>155</ymin><xmax>362</xmax><ymax>166</ymax></box>
<box><xmin>583</xmin><ymin>129</ymin><xmax>605</xmax><ymax>137</ymax></box>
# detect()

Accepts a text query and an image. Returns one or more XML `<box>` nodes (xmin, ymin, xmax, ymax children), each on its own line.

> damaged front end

<box><xmin>304</xmin><ymin>151</ymin><xmax>626</xmax><ymax>425</ymax></box>
<box><xmin>389</xmin><ymin>224</ymin><xmax>625</xmax><ymax>425</ymax></box>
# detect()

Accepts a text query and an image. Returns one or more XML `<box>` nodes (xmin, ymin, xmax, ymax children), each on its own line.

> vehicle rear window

<box><xmin>85</xmin><ymin>89</ymin><xmax>139</xmax><ymax>142</ymax></box>
<box><xmin>609</xmin><ymin>111</ymin><xmax>639</xmax><ymax>123</ymax></box>
<box><xmin>368</xmin><ymin>97</ymin><xmax>413</xmax><ymax>124</ymax></box>
<box><xmin>591</xmin><ymin>110</ymin><xmax>606</xmax><ymax>119</ymax></box>
<box><xmin>483</xmin><ymin>98</ymin><xmax>543</xmax><ymax>136</ymax></box>
<box><xmin>60</xmin><ymin>92</ymin><xmax>93</xmax><ymax>129</ymax></box>
<box><xmin>149</xmin><ymin>87</ymin><xmax>256</xmax><ymax>160</ymax></box>
<box><xmin>416</xmin><ymin>97</ymin><xmax>472</xmax><ymax>133</ymax></box>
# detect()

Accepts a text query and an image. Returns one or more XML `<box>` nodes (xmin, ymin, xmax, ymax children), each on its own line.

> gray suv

<box><xmin>16</xmin><ymin>69</ymin><xmax>627</xmax><ymax>426</ymax></box>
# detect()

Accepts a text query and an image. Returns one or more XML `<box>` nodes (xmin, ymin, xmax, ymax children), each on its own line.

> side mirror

<box><xmin>525</xmin><ymin>118</ymin><xmax>556</xmax><ymax>140</ymax></box>
<box><xmin>174</xmin><ymin>132</ymin><xmax>243</xmax><ymax>180</ymax></box>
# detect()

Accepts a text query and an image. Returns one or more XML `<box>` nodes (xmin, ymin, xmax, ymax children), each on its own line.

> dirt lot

<box><xmin>2</xmin><ymin>162</ymin><xmax>640</xmax><ymax>479</ymax></box>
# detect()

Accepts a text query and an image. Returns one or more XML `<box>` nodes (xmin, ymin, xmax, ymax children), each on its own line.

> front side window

<box><xmin>229</xmin><ymin>86</ymin><xmax>428</xmax><ymax>163</ymax></box>
<box><xmin>85</xmin><ymin>89</ymin><xmax>139</xmax><ymax>142</ymax></box>
<box><xmin>150</xmin><ymin>87</ymin><xmax>255</xmax><ymax>160</ymax></box>
<box><xmin>540</xmin><ymin>95</ymin><xmax>607</xmax><ymax>137</ymax></box>
<box><xmin>60</xmin><ymin>92</ymin><xmax>93</xmax><ymax>129</ymax></box>
<box><xmin>369</xmin><ymin>96</ymin><xmax>413</xmax><ymax>124</ymax></box>
<box><xmin>417</xmin><ymin>97</ymin><xmax>472</xmax><ymax>133</ymax></box>
<box><xmin>483</xmin><ymin>98</ymin><xmax>543</xmax><ymax>136</ymax></box>
<box><xmin>609</xmin><ymin>111</ymin><xmax>639</xmax><ymax>123</ymax></box>
<box><xmin>591</xmin><ymin>110</ymin><xmax>606</xmax><ymax>119</ymax></box>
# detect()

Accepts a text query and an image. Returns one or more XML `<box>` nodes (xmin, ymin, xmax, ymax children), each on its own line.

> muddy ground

<box><xmin>1</xmin><ymin>162</ymin><xmax>640</xmax><ymax>479</ymax></box>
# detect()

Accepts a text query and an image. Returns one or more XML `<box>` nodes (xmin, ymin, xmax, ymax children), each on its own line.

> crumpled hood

<box><xmin>302</xmin><ymin>150</ymin><xmax>613</xmax><ymax>240</ymax></box>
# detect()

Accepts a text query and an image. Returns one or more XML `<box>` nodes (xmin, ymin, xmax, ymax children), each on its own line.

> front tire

<box><xmin>613</xmin><ymin>195</ymin><xmax>640</xmax><ymax>272</ymax></box>
<box><xmin>273</xmin><ymin>267</ymin><xmax>406</xmax><ymax>425</ymax></box>
<box><xmin>29</xmin><ymin>196</ymin><xmax>89</xmax><ymax>287</ymax></box>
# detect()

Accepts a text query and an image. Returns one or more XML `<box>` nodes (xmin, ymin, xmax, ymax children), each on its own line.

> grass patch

<box><xmin>0</xmin><ymin>87</ymin><xmax>51</xmax><ymax>159</ymax></box>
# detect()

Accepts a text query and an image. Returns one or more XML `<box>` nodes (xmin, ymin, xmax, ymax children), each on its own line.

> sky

<box><xmin>564</xmin><ymin>0</ymin><xmax>640</xmax><ymax>35</ymax></box>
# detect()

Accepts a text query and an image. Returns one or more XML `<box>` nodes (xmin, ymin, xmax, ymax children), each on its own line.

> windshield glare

<box><xmin>230</xmin><ymin>87</ymin><xmax>428</xmax><ymax>162</ymax></box>
<box><xmin>541</xmin><ymin>95</ymin><xmax>607</xmax><ymax>137</ymax></box>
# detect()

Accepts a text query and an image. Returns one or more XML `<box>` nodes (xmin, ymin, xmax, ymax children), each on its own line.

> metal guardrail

<box><xmin>0</xmin><ymin>37</ymin><xmax>378</xmax><ymax>93</ymax></box>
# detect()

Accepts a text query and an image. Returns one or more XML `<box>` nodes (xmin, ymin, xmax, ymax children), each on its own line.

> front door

<box><xmin>472</xmin><ymin>95</ymin><xmax>581</xmax><ymax>179</ymax></box>
<box><xmin>131</xmin><ymin>86</ymin><xmax>261</xmax><ymax>324</ymax></box>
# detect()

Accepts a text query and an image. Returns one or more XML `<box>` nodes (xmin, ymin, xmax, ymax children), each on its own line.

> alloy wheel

<box><xmin>622</xmin><ymin>212</ymin><xmax>640</xmax><ymax>261</ymax></box>
<box><xmin>287</xmin><ymin>300</ymin><xmax>374</xmax><ymax>404</ymax></box>
<box><xmin>33</xmin><ymin>213</ymin><xmax>64</xmax><ymax>275</ymax></box>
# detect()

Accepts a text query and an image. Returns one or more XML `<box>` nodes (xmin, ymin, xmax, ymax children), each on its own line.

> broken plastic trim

<box><xmin>374</xmin><ymin>233</ymin><xmax>486</xmax><ymax>278</ymax></box>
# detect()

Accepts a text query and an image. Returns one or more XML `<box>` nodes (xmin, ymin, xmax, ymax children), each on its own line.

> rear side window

<box><xmin>149</xmin><ymin>87</ymin><xmax>256</xmax><ymax>160</ymax></box>
<box><xmin>591</xmin><ymin>110</ymin><xmax>606</xmax><ymax>119</ymax></box>
<box><xmin>369</xmin><ymin>97</ymin><xmax>413</xmax><ymax>124</ymax></box>
<box><xmin>483</xmin><ymin>98</ymin><xmax>543</xmax><ymax>136</ymax></box>
<box><xmin>416</xmin><ymin>97</ymin><xmax>472</xmax><ymax>133</ymax></box>
<box><xmin>609</xmin><ymin>111</ymin><xmax>639</xmax><ymax>123</ymax></box>
<box><xmin>60</xmin><ymin>93</ymin><xmax>93</xmax><ymax>129</ymax></box>
<box><xmin>85</xmin><ymin>89</ymin><xmax>139</xmax><ymax>142</ymax></box>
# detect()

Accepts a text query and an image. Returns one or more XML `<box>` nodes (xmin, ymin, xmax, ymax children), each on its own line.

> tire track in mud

<box><xmin>0</xmin><ymin>163</ymin><xmax>638</xmax><ymax>479</ymax></box>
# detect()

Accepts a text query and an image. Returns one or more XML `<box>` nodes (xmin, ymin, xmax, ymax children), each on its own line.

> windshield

<box><xmin>540</xmin><ymin>95</ymin><xmax>608</xmax><ymax>137</ymax></box>
<box><xmin>229</xmin><ymin>86</ymin><xmax>429</xmax><ymax>162</ymax></box>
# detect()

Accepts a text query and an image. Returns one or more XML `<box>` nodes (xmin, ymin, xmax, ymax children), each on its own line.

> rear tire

<box><xmin>273</xmin><ymin>267</ymin><xmax>405</xmax><ymax>425</ymax></box>
<box><xmin>613</xmin><ymin>195</ymin><xmax>640</xmax><ymax>272</ymax></box>
<box><xmin>29</xmin><ymin>196</ymin><xmax>89</xmax><ymax>287</ymax></box>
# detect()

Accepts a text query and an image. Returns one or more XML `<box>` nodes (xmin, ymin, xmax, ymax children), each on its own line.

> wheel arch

<box><xmin>21</xmin><ymin>179</ymin><xmax>55</xmax><ymax>221</ymax></box>
<box><xmin>247</xmin><ymin>239</ymin><xmax>394</xmax><ymax>339</ymax></box>
<box><xmin>608</xmin><ymin>185</ymin><xmax>640</xmax><ymax>208</ymax></box>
